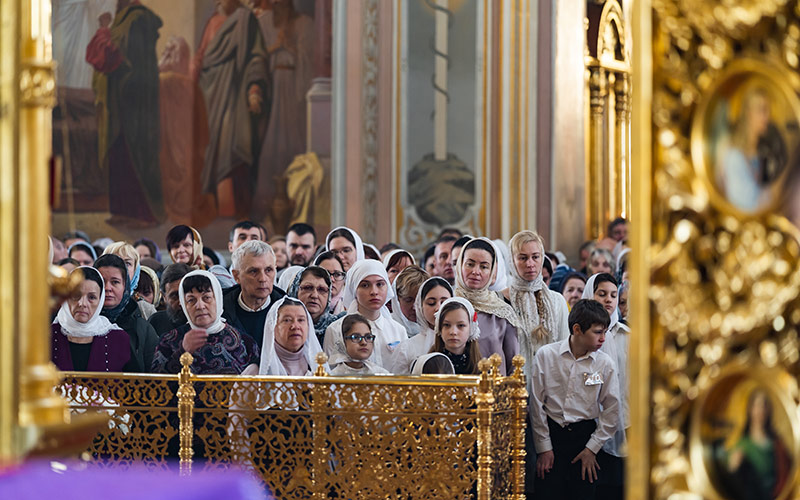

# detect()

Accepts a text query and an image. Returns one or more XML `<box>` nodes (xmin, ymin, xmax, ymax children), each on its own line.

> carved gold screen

<box><xmin>56</xmin><ymin>354</ymin><xmax>526</xmax><ymax>500</ymax></box>
<box><xmin>631</xmin><ymin>1</ymin><xmax>800</xmax><ymax>498</ymax></box>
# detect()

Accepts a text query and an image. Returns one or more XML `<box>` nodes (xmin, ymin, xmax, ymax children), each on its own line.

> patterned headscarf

<box><xmin>287</xmin><ymin>267</ymin><xmax>345</xmax><ymax>343</ymax></box>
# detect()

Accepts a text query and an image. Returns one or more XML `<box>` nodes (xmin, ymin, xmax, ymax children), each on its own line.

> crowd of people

<box><xmin>47</xmin><ymin>217</ymin><xmax>631</xmax><ymax>499</ymax></box>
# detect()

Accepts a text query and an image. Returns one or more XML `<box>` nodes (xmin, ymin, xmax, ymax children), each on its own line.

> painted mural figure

<box><xmin>87</xmin><ymin>0</ymin><xmax>165</xmax><ymax>227</ymax></box>
<box><xmin>251</xmin><ymin>0</ymin><xmax>316</xmax><ymax>229</ymax></box>
<box><xmin>716</xmin><ymin>389</ymin><xmax>791</xmax><ymax>500</ymax></box>
<box><xmin>195</xmin><ymin>0</ymin><xmax>270</xmax><ymax>219</ymax></box>
<box><xmin>157</xmin><ymin>36</ymin><xmax>217</xmax><ymax>227</ymax></box>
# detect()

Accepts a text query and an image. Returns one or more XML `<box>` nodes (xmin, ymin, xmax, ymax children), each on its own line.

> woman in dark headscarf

<box><xmin>95</xmin><ymin>254</ymin><xmax>159</xmax><ymax>372</ymax></box>
<box><xmin>287</xmin><ymin>266</ymin><xmax>345</xmax><ymax>346</ymax></box>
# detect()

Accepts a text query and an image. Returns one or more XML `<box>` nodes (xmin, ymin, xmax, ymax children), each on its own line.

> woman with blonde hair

<box><xmin>503</xmin><ymin>231</ymin><xmax>569</xmax><ymax>366</ymax></box>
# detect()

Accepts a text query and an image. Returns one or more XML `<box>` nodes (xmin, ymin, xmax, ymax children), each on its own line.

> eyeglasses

<box><xmin>329</xmin><ymin>271</ymin><xmax>346</xmax><ymax>282</ymax></box>
<box><xmin>299</xmin><ymin>284</ymin><xmax>330</xmax><ymax>295</ymax></box>
<box><xmin>344</xmin><ymin>334</ymin><xmax>375</xmax><ymax>343</ymax></box>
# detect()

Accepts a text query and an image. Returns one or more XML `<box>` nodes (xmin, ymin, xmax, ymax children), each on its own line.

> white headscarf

<box><xmin>325</xmin><ymin>226</ymin><xmax>365</xmax><ymax>263</ymax></box>
<box><xmin>259</xmin><ymin>296</ymin><xmax>326</xmax><ymax>375</ymax></box>
<box><xmin>490</xmin><ymin>239</ymin><xmax>511</xmax><ymax>292</ymax></box>
<box><xmin>454</xmin><ymin>237</ymin><xmax>523</xmax><ymax>329</ymax></box>
<box><xmin>277</xmin><ymin>265</ymin><xmax>305</xmax><ymax>292</ymax></box>
<box><xmin>413</xmin><ymin>276</ymin><xmax>454</xmax><ymax>333</ymax></box>
<box><xmin>434</xmin><ymin>297</ymin><xmax>481</xmax><ymax>341</ymax></box>
<box><xmin>178</xmin><ymin>270</ymin><xmax>226</xmax><ymax>334</ymax></box>
<box><xmin>508</xmin><ymin>240</ymin><xmax>559</xmax><ymax>343</ymax></box>
<box><xmin>615</xmin><ymin>247</ymin><xmax>631</xmax><ymax>276</ymax></box>
<box><xmin>582</xmin><ymin>273</ymin><xmax>620</xmax><ymax>330</ymax></box>
<box><xmin>54</xmin><ymin>266</ymin><xmax>119</xmax><ymax>338</ymax></box>
<box><xmin>382</xmin><ymin>249</ymin><xmax>416</xmax><ymax>269</ymax></box>
<box><xmin>341</xmin><ymin>259</ymin><xmax>395</xmax><ymax>314</ymax></box>
<box><xmin>389</xmin><ymin>266</ymin><xmax>424</xmax><ymax>337</ymax></box>
<box><xmin>410</xmin><ymin>352</ymin><xmax>455</xmax><ymax>375</ymax></box>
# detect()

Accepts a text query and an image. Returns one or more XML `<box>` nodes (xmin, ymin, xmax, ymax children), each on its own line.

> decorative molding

<box><xmin>361</xmin><ymin>0</ymin><xmax>379</xmax><ymax>243</ymax></box>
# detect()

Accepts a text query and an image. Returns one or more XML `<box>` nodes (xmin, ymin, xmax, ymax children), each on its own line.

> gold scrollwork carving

<box><xmin>19</xmin><ymin>61</ymin><xmax>55</xmax><ymax>107</ymax></box>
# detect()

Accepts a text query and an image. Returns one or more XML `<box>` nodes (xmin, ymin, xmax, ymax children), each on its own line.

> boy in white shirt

<box><xmin>530</xmin><ymin>299</ymin><xmax>620</xmax><ymax>499</ymax></box>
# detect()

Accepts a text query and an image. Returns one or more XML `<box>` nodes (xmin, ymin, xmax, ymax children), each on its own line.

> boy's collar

<box><xmin>562</xmin><ymin>337</ymin><xmax>597</xmax><ymax>360</ymax></box>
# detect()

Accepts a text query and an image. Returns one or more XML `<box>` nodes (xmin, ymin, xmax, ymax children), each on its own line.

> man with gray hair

<box><xmin>222</xmin><ymin>240</ymin><xmax>286</xmax><ymax>348</ymax></box>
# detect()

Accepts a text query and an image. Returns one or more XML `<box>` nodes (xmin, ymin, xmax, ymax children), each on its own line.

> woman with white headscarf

<box><xmin>277</xmin><ymin>265</ymin><xmax>305</xmax><ymax>293</ymax></box>
<box><xmin>151</xmin><ymin>270</ymin><xmax>260</xmax><ymax>374</ymax></box>
<box><xmin>323</xmin><ymin>259</ymin><xmax>407</xmax><ymax>371</ymax></box>
<box><xmin>259</xmin><ymin>296</ymin><xmax>326</xmax><ymax>376</ymax></box>
<box><xmin>454</xmin><ymin>237</ymin><xmax>522</xmax><ymax>376</ymax></box>
<box><xmin>503</xmin><ymin>231</ymin><xmax>570</xmax><ymax>372</ymax></box>
<box><xmin>325</xmin><ymin>226</ymin><xmax>365</xmax><ymax>272</ymax></box>
<box><xmin>327</xmin><ymin>314</ymin><xmax>389</xmax><ymax>375</ymax></box>
<box><xmin>428</xmin><ymin>297</ymin><xmax>482</xmax><ymax>375</ymax></box>
<box><xmin>51</xmin><ymin>267</ymin><xmax>134</xmax><ymax>372</ymax></box>
<box><xmin>390</xmin><ymin>276</ymin><xmax>453</xmax><ymax>374</ymax></box>
<box><xmin>582</xmin><ymin>272</ymin><xmax>630</xmax><ymax>496</ymax></box>
<box><xmin>410</xmin><ymin>352</ymin><xmax>455</xmax><ymax>375</ymax></box>
<box><xmin>389</xmin><ymin>265</ymin><xmax>428</xmax><ymax>338</ymax></box>
<box><xmin>383</xmin><ymin>248</ymin><xmax>416</xmax><ymax>284</ymax></box>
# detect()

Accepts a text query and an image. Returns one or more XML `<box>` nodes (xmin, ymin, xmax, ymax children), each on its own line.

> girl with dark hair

<box><xmin>391</xmin><ymin>276</ymin><xmax>453</xmax><ymax>374</ymax></box>
<box><xmin>95</xmin><ymin>254</ymin><xmax>159</xmax><ymax>372</ymax></box>
<box><xmin>325</xmin><ymin>226</ymin><xmax>365</xmax><ymax>271</ymax></box>
<box><xmin>51</xmin><ymin>267</ymin><xmax>134</xmax><ymax>372</ymax></box>
<box><xmin>314</xmin><ymin>251</ymin><xmax>347</xmax><ymax>314</ymax></box>
<box><xmin>454</xmin><ymin>237</ymin><xmax>522</xmax><ymax>376</ymax></box>
<box><xmin>328</xmin><ymin>314</ymin><xmax>389</xmax><ymax>375</ymax></box>
<box><xmin>166</xmin><ymin>225</ymin><xmax>205</xmax><ymax>268</ymax></box>
<box><xmin>429</xmin><ymin>297</ymin><xmax>482</xmax><ymax>375</ymax></box>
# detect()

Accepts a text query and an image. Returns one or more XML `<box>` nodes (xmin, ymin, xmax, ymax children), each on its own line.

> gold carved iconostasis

<box><xmin>630</xmin><ymin>1</ymin><xmax>800</xmax><ymax>499</ymax></box>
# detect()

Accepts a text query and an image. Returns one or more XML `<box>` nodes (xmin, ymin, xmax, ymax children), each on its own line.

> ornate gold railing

<box><xmin>56</xmin><ymin>353</ymin><xmax>527</xmax><ymax>499</ymax></box>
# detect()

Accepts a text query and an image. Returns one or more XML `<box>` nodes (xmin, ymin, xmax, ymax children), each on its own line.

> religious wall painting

<box><xmin>691</xmin><ymin>59</ymin><xmax>800</xmax><ymax>221</ymax></box>
<box><xmin>51</xmin><ymin>0</ymin><xmax>332</xmax><ymax>248</ymax></box>
<box><xmin>396</xmin><ymin>0</ymin><xmax>484</xmax><ymax>252</ymax></box>
<box><xmin>691</xmin><ymin>369</ymin><xmax>799</xmax><ymax>500</ymax></box>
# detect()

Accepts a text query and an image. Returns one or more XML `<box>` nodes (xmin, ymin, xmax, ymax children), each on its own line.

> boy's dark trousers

<box><xmin>534</xmin><ymin>416</ymin><xmax>598</xmax><ymax>500</ymax></box>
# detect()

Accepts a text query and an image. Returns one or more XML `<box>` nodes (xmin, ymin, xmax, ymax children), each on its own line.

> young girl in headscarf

<box><xmin>325</xmin><ymin>226</ymin><xmax>365</xmax><ymax>272</ymax></box>
<box><xmin>323</xmin><ymin>259</ymin><xmax>407</xmax><ymax>371</ymax></box>
<box><xmin>582</xmin><ymin>272</ymin><xmax>630</xmax><ymax>498</ymax></box>
<box><xmin>410</xmin><ymin>352</ymin><xmax>455</xmax><ymax>375</ymax></box>
<box><xmin>503</xmin><ymin>231</ymin><xmax>570</xmax><ymax>368</ymax></box>
<box><xmin>314</xmin><ymin>251</ymin><xmax>347</xmax><ymax>314</ymax></box>
<box><xmin>287</xmin><ymin>266</ymin><xmax>346</xmax><ymax>346</ymax></box>
<box><xmin>389</xmin><ymin>265</ymin><xmax>429</xmax><ymax>337</ymax></box>
<box><xmin>51</xmin><ymin>267</ymin><xmax>133</xmax><ymax>372</ymax></box>
<box><xmin>95</xmin><ymin>254</ymin><xmax>159</xmax><ymax>372</ymax></box>
<box><xmin>429</xmin><ymin>297</ymin><xmax>482</xmax><ymax>375</ymax></box>
<box><xmin>454</xmin><ymin>237</ymin><xmax>522</xmax><ymax>376</ymax></box>
<box><xmin>259</xmin><ymin>297</ymin><xmax>326</xmax><ymax>376</ymax></box>
<box><xmin>390</xmin><ymin>276</ymin><xmax>453</xmax><ymax>374</ymax></box>
<box><xmin>328</xmin><ymin>314</ymin><xmax>389</xmax><ymax>375</ymax></box>
<box><xmin>152</xmin><ymin>270</ymin><xmax>260</xmax><ymax>374</ymax></box>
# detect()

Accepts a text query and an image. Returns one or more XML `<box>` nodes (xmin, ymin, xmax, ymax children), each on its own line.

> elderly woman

<box><xmin>259</xmin><ymin>297</ymin><xmax>326</xmax><ymax>376</ymax></box>
<box><xmin>95</xmin><ymin>254</ymin><xmax>159</xmax><ymax>373</ymax></box>
<box><xmin>51</xmin><ymin>267</ymin><xmax>133</xmax><ymax>372</ymax></box>
<box><xmin>152</xmin><ymin>270</ymin><xmax>260</xmax><ymax>374</ymax></box>
<box><xmin>287</xmin><ymin>266</ymin><xmax>345</xmax><ymax>346</ymax></box>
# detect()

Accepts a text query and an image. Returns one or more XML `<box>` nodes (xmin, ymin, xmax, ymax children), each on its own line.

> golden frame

<box><xmin>688</xmin><ymin>362</ymin><xmax>800</xmax><ymax>500</ymax></box>
<box><xmin>690</xmin><ymin>58</ymin><xmax>800</xmax><ymax>219</ymax></box>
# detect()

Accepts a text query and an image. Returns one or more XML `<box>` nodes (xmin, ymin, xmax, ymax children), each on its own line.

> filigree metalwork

<box><xmin>646</xmin><ymin>1</ymin><xmax>800</xmax><ymax>498</ymax></box>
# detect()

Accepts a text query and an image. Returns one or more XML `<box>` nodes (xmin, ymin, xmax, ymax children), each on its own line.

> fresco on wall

<box><xmin>397</xmin><ymin>0</ymin><xmax>484</xmax><ymax>252</ymax></box>
<box><xmin>51</xmin><ymin>0</ymin><xmax>331</xmax><ymax>247</ymax></box>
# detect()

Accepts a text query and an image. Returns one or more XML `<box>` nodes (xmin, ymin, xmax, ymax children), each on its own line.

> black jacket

<box><xmin>116</xmin><ymin>299</ymin><xmax>160</xmax><ymax>372</ymax></box>
<box><xmin>221</xmin><ymin>284</ymin><xmax>286</xmax><ymax>344</ymax></box>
